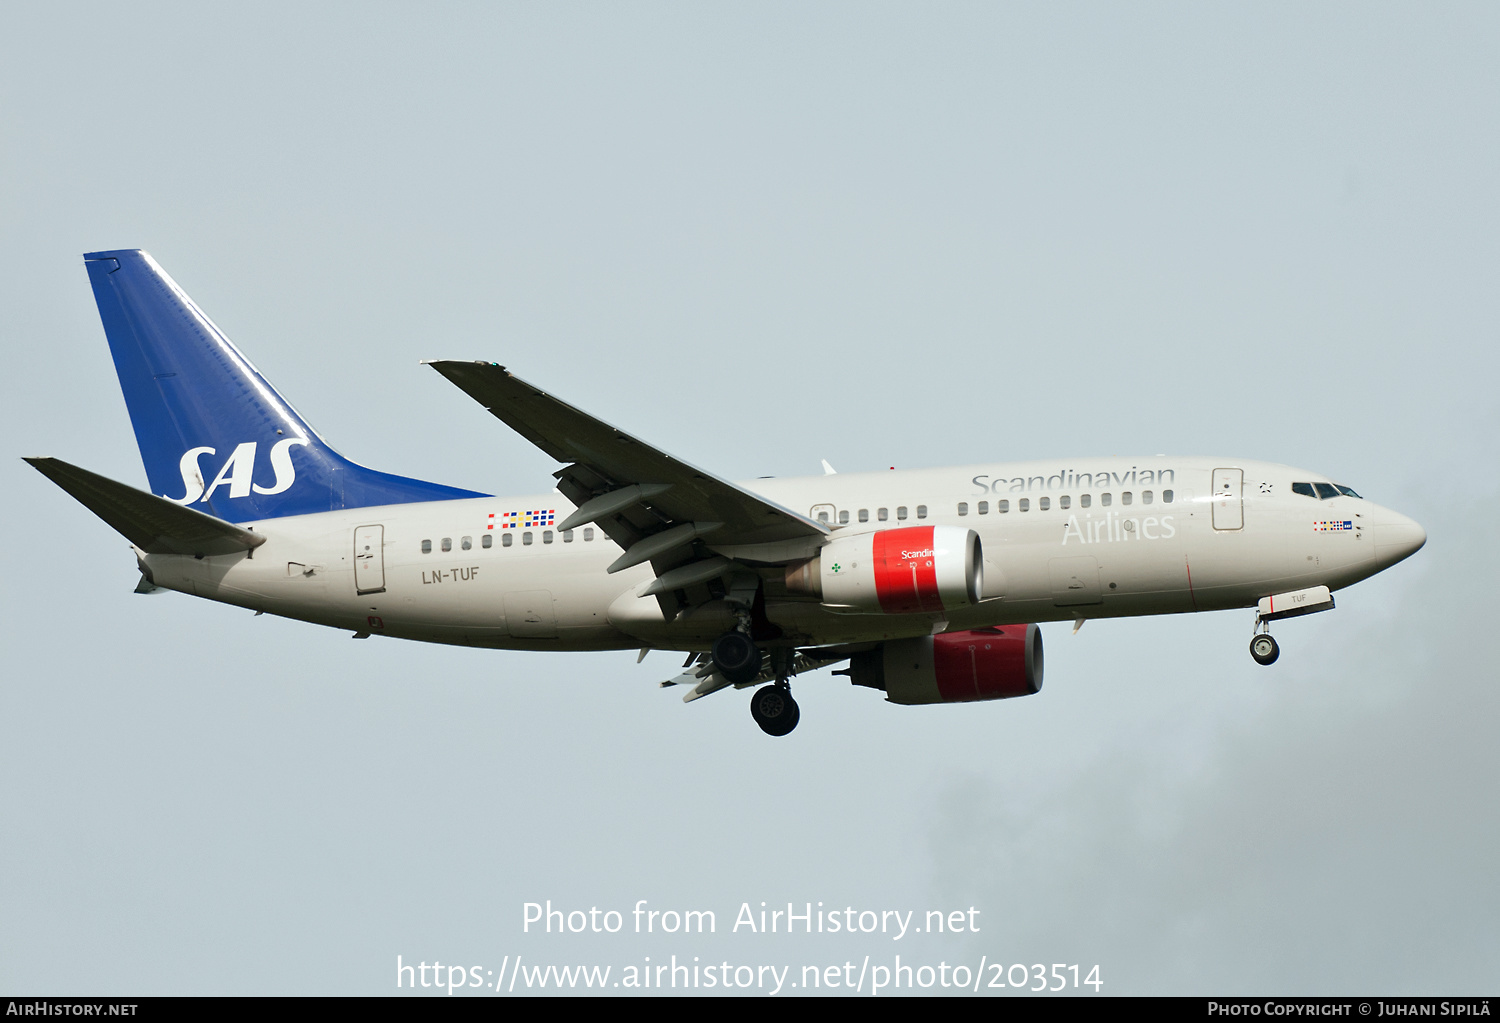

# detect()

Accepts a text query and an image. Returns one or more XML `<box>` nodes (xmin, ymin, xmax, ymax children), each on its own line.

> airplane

<box><xmin>26</xmin><ymin>249</ymin><xmax>1428</xmax><ymax>736</ymax></box>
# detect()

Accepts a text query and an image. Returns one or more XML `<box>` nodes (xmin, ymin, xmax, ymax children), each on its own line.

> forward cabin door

<box><xmin>354</xmin><ymin>524</ymin><xmax>386</xmax><ymax>594</ymax></box>
<box><xmin>1211</xmin><ymin>468</ymin><xmax>1244</xmax><ymax>531</ymax></box>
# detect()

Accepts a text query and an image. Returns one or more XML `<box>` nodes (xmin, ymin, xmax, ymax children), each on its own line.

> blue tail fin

<box><xmin>84</xmin><ymin>249</ymin><xmax>486</xmax><ymax>522</ymax></box>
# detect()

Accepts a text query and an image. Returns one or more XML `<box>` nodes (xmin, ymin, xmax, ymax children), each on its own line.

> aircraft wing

<box><xmin>426</xmin><ymin>362</ymin><xmax>828</xmax><ymax>577</ymax></box>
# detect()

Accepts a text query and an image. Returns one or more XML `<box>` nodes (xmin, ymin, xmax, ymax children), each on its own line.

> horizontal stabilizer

<box><xmin>25</xmin><ymin>457</ymin><xmax>267</xmax><ymax>557</ymax></box>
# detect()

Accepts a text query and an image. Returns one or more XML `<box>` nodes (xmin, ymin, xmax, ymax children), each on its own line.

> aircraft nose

<box><xmin>1373</xmin><ymin>510</ymin><xmax>1426</xmax><ymax>569</ymax></box>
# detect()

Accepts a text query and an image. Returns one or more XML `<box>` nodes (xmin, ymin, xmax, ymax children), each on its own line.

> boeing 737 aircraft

<box><xmin>27</xmin><ymin>250</ymin><xmax>1428</xmax><ymax>735</ymax></box>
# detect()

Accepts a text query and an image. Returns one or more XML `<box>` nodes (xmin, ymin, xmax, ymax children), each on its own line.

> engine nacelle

<box><xmin>843</xmin><ymin>625</ymin><xmax>1043</xmax><ymax>705</ymax></box>
<box><xmin>784</xmin><ymin>525</ymin><xmax>982</xmax><ymax>614</ymax></box>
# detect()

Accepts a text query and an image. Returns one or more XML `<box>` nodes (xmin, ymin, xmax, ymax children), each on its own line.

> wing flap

<box><xmin>25</xmin><ymin>457</ymin><xmax>267</xmax><ymax>557</ymax></box>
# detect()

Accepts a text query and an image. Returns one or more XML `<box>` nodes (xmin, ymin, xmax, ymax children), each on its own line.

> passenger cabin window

<box><xmin>817</xmin><ymin>510</ymin><xmax>830</xmax><ymax>523</ymax></box>
<box><xmin>1081</xmin><ymin>494</ymin><xmax>1091</xmax><ymax>508</ymax></box>
<box><xmin>1142</xmin><ymin>491</ymin><xmax>1153</xmax><ymax>505</ymax></box>
<box><xmin>1101</xmin><ymin>494</ymin><xmax>1112</xmax><ymax>507</ymax></box>
<box><xmin>858</xmin><ymin>509</ymin><xmax>869</xmax><ymax>523</ymax></box>
<box><xmin>1019</xmin><ymin>498</ymin><xmax>1030</xmax><ymax>512</ymax></box>
<box><xmin>1039</xmin><ymin>497</ymin><xmax>1050</xmax><ymax>511</ymax></box>
<box><xmin>481</xmin><ymin>535</ymin><xmax>492</xmax><ymax>549</ymax></box>
<box><xmin>563</xmin><ymin>529</ymin><xmax>574</xmax><ymax>542</ymax></box>
<box><xmin>998</xmin><ymin>500</ymin><xmax>1009</xmax><ymax>513</ymax></box>
<box><xmin>502</xmin><ymin>533</ymin><xmax>513</xmax><ymax>547</ymax></box>
<box><xmin>584</xmin><ymin>528</ymin><xmax>594</xmax><ymax>541</ymax></box>
<box><xmin>421</xmin><ymin>540</ymin><xmax>432</xmax><ymax>554</ymax></box>
<box><xmin>916</xmin><ymin>505</ymin><xmax>927</xmax><ymax>519</ymax></box>
<box><xmin>441</xmin><ymin>537</ymin><xmax>452</xmax><ymax>552</ymax></box>
<box><xmin>1122</xmin><ymin>492</ymin><xmax>1133</xmax><ymax>506</ymax></box>
<box><xmin>878</xmin><ymin>508</ymin><xmax>889</xmax><ymax>521</ymax></box>
<box><xmin>957</xmin><ymin>502</ymin><xmax>969</xmax><ymax>516</ymax></box>
<box><xmin>543</xmin><ymin>530</ymin><xmax>554</xmax><ymax>544</ymax></box>
<box><xmin>523</xmin><ymin>532</ymin><xmax>533</xmax><ymax>546</ymax></box>
<box><xmin>1060</xmin><ymin>495</ymin><xmax>1071</xmax><ymax>509</ymax></box>
<box><xmin>838</xmin><ymin>510</ymin><xmax>849</xmax><ymax>525</ymax></box>
<box><xmin>896</xmin><ymin>506</ymin><xmax>908</xmax><ymax>520</ymax></box>
<box><xmin>461</xmin><ymin>536</ymin><xmax>472</xmax><ymax>550</ymax></box>
<box><xmin>978</xmin><ymin>501</ymin><xmax>989</xmax><ymax>514</ymax></box>
<box><xmin>1162</xmin><ymin>490</ymin><xmax>1174</xmax><ymax>503</ymax></box>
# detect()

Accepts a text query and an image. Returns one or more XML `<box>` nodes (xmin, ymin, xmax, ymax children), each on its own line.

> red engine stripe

<box><xmin>871</xmin><ymin>526</ymin><xmax>945</xmax><ymax>614</ymax></box>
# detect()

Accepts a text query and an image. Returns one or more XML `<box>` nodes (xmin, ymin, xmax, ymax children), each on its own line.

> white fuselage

<box><xmin>140</xmin><ymin>456</ymin><xmax>1425</xmax><ymax>652</ymax></box>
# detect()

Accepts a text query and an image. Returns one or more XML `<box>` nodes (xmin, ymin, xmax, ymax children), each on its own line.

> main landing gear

<box><xmin>751</xmin><ymin>647</ymin><xmax>801</xmax><ymax>736</ymax></box>
<box><xmin>711</xmin><ymin>628</ymin><xmax>802</xmax><ymax>737</ymax></box>
<box><xmin>750</xmin><ymin>683</ymin><xmax>800</xmax><ymax>737</ymax></box>
<box><xmin>711</xmin><ymin>630</ymin><xmax>761</xmax><ymax>685</ymax></box>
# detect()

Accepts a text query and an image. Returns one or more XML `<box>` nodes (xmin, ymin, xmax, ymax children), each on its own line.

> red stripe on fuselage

<box><xmin>871</xmin><ymin>526</ymin><xmax>944</xmax><ymax>614</ymax></box>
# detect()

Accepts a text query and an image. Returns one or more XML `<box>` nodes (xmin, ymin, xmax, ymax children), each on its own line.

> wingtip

<box><xmin>421</xmin><ymin>359</ymin><xmax>507</xmax><ymax>370</ymax></box>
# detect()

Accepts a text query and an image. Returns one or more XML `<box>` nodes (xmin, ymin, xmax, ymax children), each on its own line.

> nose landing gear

<box><xmin>1249</xmin><ymin>586</ymin><xmax>1335</xmax><ymax>666</ymax></box>
<box><xmin>1249</xmin><ymin>632</ymin><xmax>1280</xmax><ymax>666</ymax></box>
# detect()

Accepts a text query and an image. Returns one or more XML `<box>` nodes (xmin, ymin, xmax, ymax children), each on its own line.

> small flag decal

<box><xmin>487</xmin><ymin>510</ymin><xmax>554</xmax><ymax>529</ymax></box>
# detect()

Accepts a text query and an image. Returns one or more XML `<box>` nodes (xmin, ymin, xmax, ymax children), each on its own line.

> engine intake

<box><xmin>843</xmin><ymin>625</ymin><xmax>1043</xmax><ymax>705</ymax></box>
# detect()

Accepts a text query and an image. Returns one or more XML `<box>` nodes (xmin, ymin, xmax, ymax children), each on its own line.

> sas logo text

<box><xmin>167</xmin><ymin>438</ymin><xmax>308</xmax><ymax>505</ymax></box>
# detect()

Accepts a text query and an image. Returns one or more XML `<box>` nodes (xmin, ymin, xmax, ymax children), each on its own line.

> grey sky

<box><xmin>2</xmin><ymin>3</ymin><xmax>1495</xmax><ymax>995</ymax></box>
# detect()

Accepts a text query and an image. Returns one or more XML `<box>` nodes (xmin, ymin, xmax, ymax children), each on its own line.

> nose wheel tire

<box><xmin>712</xmin><ymin>631</ymin><xmax>762</xmax><ymax>685</ymax></box>
<box><xmin>1250</xmin><ymin>634</ymin><xmax>1280</xmax><ymax>666</ymax></box>
<box><xmin>750</xmin><ymin>685</ymin><xmax>800</xmax><ymax>736</ymax></box>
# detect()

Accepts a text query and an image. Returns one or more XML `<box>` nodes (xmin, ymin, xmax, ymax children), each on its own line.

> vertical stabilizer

<box><xmin>83</xmin><ymin>250</ymin><xmax>485</xmax><ymax>521</ymax></box>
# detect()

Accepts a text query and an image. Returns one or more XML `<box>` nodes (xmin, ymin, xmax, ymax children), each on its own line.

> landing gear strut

<box><xmin>749</xmin><ymin>646</ymin><xmax>801</xmax><ymax>736</ymax></box>
<box><xmin>750</xmin><ymin>683</ymin><xmax>800</xmax><ymax>736</ymax></box>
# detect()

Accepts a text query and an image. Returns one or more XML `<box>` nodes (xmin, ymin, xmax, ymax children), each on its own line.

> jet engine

<box><xmin>784</xmin><ymin>525</ymin><xmax>982</xmax><ymax>614</ymax></box>
<box><xmin>841</xmin><ymin>625</ymin><xmax>1043</xmax><ymax>705</ymax></box>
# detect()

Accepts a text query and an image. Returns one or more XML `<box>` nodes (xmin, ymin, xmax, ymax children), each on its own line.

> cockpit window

<box><xmin>1293</xmin><ymin>481</ymin><xmax>1356</xmax><ymax>500</ymax></box>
